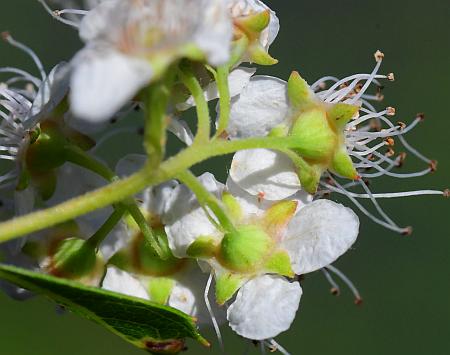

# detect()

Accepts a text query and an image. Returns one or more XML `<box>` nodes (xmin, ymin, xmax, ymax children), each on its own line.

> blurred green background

<box><xmin>0</xmin><ymin>0</ymin><xmax>449</xmax><ymax>354</ymax></box>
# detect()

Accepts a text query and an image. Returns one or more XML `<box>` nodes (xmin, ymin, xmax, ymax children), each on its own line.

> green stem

<box><xmin>214</xmin><ymin>65</ymin><xmax>231</xmax><ymax>138</ymax></box>
<box><xmin>177</xmin><ymin>170</ymin><xmax>236</xmax><ymax>233</ymax></box>
<box><xmin>86</xmin><ymin>206</ymin><xmax>126</xmax><ymax>250</ymax></box>
<box><xmin>65</xmin><ymin>145</ymin><xmax>165</xmax><ymax>258</ymax></box>
<box><xmin>178</xmin><ymin>64</ymin><xmax>210</xmax><ymax>143</ymax></box>
<box><xmin>0</xmin><ymin>136</ymin><xmax>301</xmax><ymax>242</ymax></box>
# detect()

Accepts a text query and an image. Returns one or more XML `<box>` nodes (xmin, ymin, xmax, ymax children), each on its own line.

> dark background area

<box><xmin>0</xmin><ymin>0</ymin><xmax>449</xmax><ymax>354</ymax></box>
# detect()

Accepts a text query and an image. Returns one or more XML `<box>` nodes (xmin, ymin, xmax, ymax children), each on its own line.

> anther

<box><xmin>375</xmin><ymin>92</ymin><xmax>385</xmax><ymax>101</ymax></box>
<box><xmin>417</xmin><ymin>112</ymin><xmax>425</xmax><ymax>121</ymax></box>
<box><xmin>397</xmin><ymin>121</ymin><xmax>406</xmax><ymax>130</ymax></box>
<box><xmin>443</xmin><ymin>189</ymin><xmax>449</xmax><ymax>198</ymax></box>
<box><xmin>387</xmin><ymin>72</ymin><xmax>395</xmax><ymax>81</ymax></box>
<box><xmin>385</xmin><ymin>148</ymin><xmax>395</xmax><ymax>157</ymax></box>
<box><xmin>429</xmin><ymin>160</ymin><xmax>438</xmax><ymax>172</ymax></box>
<box><xmin>396</xmin><ymin>152</ymin><xmax>407</xmax><ymax>167</ymax></box>
<box><xmin>385</xmin><ymin>137</ymin><xmax>395</xmax><ymax>146</ymax></box>
<box><xmin>401</xmin><ymin>226</ymin><xmax>413</xmax><ymax>236</ymax></box>
<box><xmin>354</xmin><ymin>297</ymin><xmax>363</xmax><ymax>306</ymax></box>
<box><xmin>374</xmin><ymin>50</ymin><xmax>385</xmax><ymax>62</ymax></box>
<box><xmin>386</xmin><ymin>107</ymin><xmax>396</xmax><ymax>116</ymax></box>
<box><xmin>1</xmin><ymin>31</ymin><xmax>11</xmax><ymax>42</ymax></box>
<box><xmin>330</xmin><ymin>287</ymin><xmax>340</xmax><ymax>296</ymax></box>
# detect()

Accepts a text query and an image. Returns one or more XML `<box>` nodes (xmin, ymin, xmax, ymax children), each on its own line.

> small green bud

<box><xmin>186</xmin><ymin>236</ymin><xmax>218</xmax><ymax>259</ymax></box>
<box><xmin>264</xmin><ymin>250</ymin><xmax>294</xmax><ymax>277</ymax></box>
<box><xmin>215</xmin><ymin>272</ymin><xmax>246</xmax><ymax>305</ymax></box>
<box><xmin>50</xmin><ymin>238</ymin><xmax>97</xmax><ymax>279</ymax></box>
<box><xmin>219</xmin><ymin>225</ymin><xmax>273</xmax><ymax>273</ymax></box>
<box><xmin>290</xmin><ymin>108</ymin><xmax>337</xmax><ymax>161</ymax></box>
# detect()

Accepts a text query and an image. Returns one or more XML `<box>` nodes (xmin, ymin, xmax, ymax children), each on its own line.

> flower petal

<box><xmin>227</xmin><ymin>275</ymin><xmax>301</xmax><ymax>340</ymax></box>
<box><xmin>282</xmin><ymin>199</ymin><xmax>360</xmax><ymax>274</ymax></box>
<box><xmin>168</xmin><ymin>116</ymin><xmax>194</xmax><ymax>145</ymax></box>
<box><xmin>70</xmin><ymin>46</ymin><xmax>153</xmax><ymax>122</ymax></box>
<box><xmin>164</xmin><ymin>173</ymin><xmax>223</xmax><ymax>257</ymax></box>
<box><xmin>102</xmin><ymin>266</ymin><xmax>149</xmax><ymax>300</ymax></box>
<box><xmin>229</xmin><ymin>149</ymin><xmax>301</xmax><ymax>200</ymax></box>
<box><xmin>227</xmin><ymin>76</ymin><xmax>289</xmax><ymax>138</ymax></box>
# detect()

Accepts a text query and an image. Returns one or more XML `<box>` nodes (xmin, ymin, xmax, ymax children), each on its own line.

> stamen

<box><xmin>36</xmin><ymin>0</ymin><xmax>81</xmax><ymax>28</ymax></box>
<box><xmin>260</xmin><ymin>341</ymin><xmax>267</xmax><ymax>355</ymax></box>
<box><xmin>321</xmin><ymin>268</ymin><xmax>341</xmax><ymax>296</ymax></box>
<box><xmin>2</xmin><ymin>32</ymin><xmax>46</xmax><ymax>81</ymax></box>
<box><xmin>0</xmin><ymin>68</ymin><xmax>41</xmax><ymax>87</ymax></box>
<box><xmin>263</xmin><ymin>339</ymin><xmax>291</xmax><ymax>355</ymax></box>
<box><xmin>204</xmin><ymin>273</ymin><xmax>224</xmax><ymax>354</ymax></box>
<box><xmin>325</xmin><ymin>265</ymin><xmax>362</xmax><ymax>305</ymax></box>
<box><xmin>349</xmin><ymin>51</ymin><xmax>384</xmax><ymax>104</ymax></box>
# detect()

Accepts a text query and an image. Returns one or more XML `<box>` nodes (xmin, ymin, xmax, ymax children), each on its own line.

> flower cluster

<box><xmin>0</xmin><ymin>1</ymin><xmax>446</xmax><ymax>354</ymax></box>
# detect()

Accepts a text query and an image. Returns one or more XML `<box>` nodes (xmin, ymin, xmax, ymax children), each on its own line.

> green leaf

<box><xmin>0</xmin><ymin>264</ymin><xmax>209</xmax><ymax>354</ymax></box>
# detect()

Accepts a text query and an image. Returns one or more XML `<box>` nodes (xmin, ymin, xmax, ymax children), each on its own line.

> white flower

<box><xmin>164</xmin><ymin>173</ymin><xmax>359</xmax><ymax>339</ymax></box>
<box><xmin>70</xmin><ymin>0</ymin><xmax>233</xmax><ymax>122</ymax></box>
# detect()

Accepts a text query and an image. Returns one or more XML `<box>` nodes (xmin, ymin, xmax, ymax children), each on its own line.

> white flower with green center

<box><xmin>70</xmin><ymin>0</ymin><xmax>233</xmax><ymax>122</ymax></box>
<box><xmin>164</xmin><ymin>173</ymin><xmax>359</xmax><ymax>340</ymax></box>
<box><xmin>101</xmin><ymin>155</ymin><xmax>225</xmax><ymax>325</ymax></box>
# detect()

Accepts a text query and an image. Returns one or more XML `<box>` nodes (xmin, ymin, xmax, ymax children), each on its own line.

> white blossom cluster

<box><xmin>0</xmin><ymin>0</ymin><xmax>446</xmax><ymax>353</ymax></box>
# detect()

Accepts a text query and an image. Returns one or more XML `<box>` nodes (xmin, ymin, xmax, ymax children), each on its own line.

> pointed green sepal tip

<box><xmin>148</xmin><ymin>277</ymin><xmax>175</xmax><ymax>305</ymax></box>
<box><xmin>50</xmin><ymin>237</ymin><xmax>98</xmax><ymax>279</ymax></box>
<box><xmin>327</xmin><ymin>103</ymin><xmax>359</xmax><ymax>129</ymax></box>
<box><xmin>331</xmin><ymin>148</ymin><xmax>358</xmax><ymax>179</ymax></box>
<box><xmin>186</xmin><ymin>236</ymin><xmax>218</xmax><ymax>259</ymax></box>
<box><xmin>215</xmin><ymin>272</ymin><xmax>246</xmax><ymax>305</ymax></box>
<box><xmin>265</xmin><ymin>250</ymin><xmax>294</xmax><ymax>277</ymax></box>
<box><xmin>262</xmin><ymin>200</ymin><xmax>298</xmax><ymax>235</ymax></box>
<box><xmin>298</xmin><ymin>163</ymin><xmax>323</xmax><ymax>194</ymax></box>
<box><xmin>290</xmin><ymin>108</ymin><xmax>338</xmax><ymax>161</ymax></box>
<box><xmin>288</xmin><ymin>71</ymin><xmax>314</xmax><ymax>109</ymax></box>
<box><xmin>235</xmin><ymin>9</ymin><xmax>271</xmax><ymax>33</ymax></box>
<box><xmin>15</xmin><ymin>169</ymin><xmax>30</xmax><ymax>191</ymax></box>
<box><xmin>249</xmin><ymin>44</ymin><xmax>278</xmax><ymax>65</ymax></box>
<box><xmin>222</xmin><ymin>192</ymin><xmax>243</xmax><ymax>221</ymax></box>
<box><xmin>32</xmin><ymin>170</ymin><xmax>57</xmax><ymax>201</ymax></box>
<box><xmin>269</xmin><ymin>124</ymin><xmax>289</xmax><ymax>137</ymax></box>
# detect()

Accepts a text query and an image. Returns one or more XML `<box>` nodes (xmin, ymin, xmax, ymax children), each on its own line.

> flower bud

<box><xmin>219</xmin><ymin>225</ymin><xmax>274</xmax><ymax>273</ymax></box>
<box><xmin>49</xmin><ymin>238</ymin><xmax>98</xmax><ymax>279</ymax></box>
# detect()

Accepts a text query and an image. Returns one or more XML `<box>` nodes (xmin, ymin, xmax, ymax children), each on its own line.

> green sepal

<box><xmin>65</xmin><ymin>128</ymin><xmax>96</xmax><ymax>151</ymax></box>
<box><xmin>290</xmin><ymin>108</ymin><xmax>337</xmax><ymax>161</ymax></box>
<box><xmin>186</xmin><ymin>236</ymin><xmax>218</xmax><ymax>259</ymax></box>
<box><xmin>327</xmin><ymin>103</ymin><xmax>359</xmax><ymax>130</ymax></box>
<box><xmin>0</xmin><ymin>264</ymin><xmax>209</xmax><ymax>353</ymax></box>
<box><xmin>50</xmin><ymin>237</ymin><xmax>98</xmax><ymax>279</ymax></box>
<box><xmin>235</xmin><ymin>9</ymin><xmax>271</xmax><ymax>33</ymax></box>
<box><xmin>265</xmin><ymin>250</ymin><xmax>294</xmax><ymax>277</ymax></box>
<box><xmin>331</xmin><ymin>147</ymin><xmax>358</xmax><ymax>179</ymax></box>
<box><xmin>249</xmin><ymin>44</ymin><xmax>278</xmax><ymax>65</ymax></box>
<box><xmin>148</xmin><ymin>277</ymin><xmax>175</xmax><ymax>305</ymax></box>
<box><xmin>288</xmin><ymin>71</ymin><xmax>315</xmax><ymax>109</ymax></box>
<box><xmin>15</xmin><ymin>169</ymin><xmax>30</xmax><ymax>191</ymax></box>
<box><xmin>222</xmin><ymin>192</ymin><xmax>243</xmax><ymax>221</ymax></box>
<box><xmin>31</xmin><ymin>170</ymin><xmax>57</xmax><ymax>201</ymax></box>
<box><xmin>262</xmin><ymin>200</ymin><xmax>297</xmax><ymax>236</ymax></box>
<box><xmin>215</xmin><ymin>272</ymin><xmax>246</xmax><ymax>305</ymax></box>
<box><xmin>297</xmin><ymin>162</ymin><xmax>323</xmax><ymax>194</ymax></box>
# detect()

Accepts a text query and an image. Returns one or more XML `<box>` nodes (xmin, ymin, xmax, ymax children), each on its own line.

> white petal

<box><xmin>168</xmin><ymin>117</ymin><xmax>194</xmax><ymax>145</ymax></box>
<box><xmin>226</xmin><ymin>178</ymin><xmax>269</xmax><ymax>218</ymax></box>
<box><xmin>78</xmin><ymin>0</ymin><xmax>121</xmax><ymax>42</ymax></box>
<box><xmin>102</xmin><ymin>266</ymin><xmax>149</xmax><ymax>300</ymax></box>
<box><xmin>164</xmin><ymin>173</ymin><xmax>223</xmax><ymax>257</ymax></box>
<box><xmin>99</xmin><ymin>222</ymin><xmax>131</xmax><ymax>261</ymax></box>
<box><xmin>282</xmin><ymin>199</ymin><xmax>360</xmax><ymax>274</ymax></box>
<box><xmin>227</xmin><ymin>275</ymin><xmax>301</xmax><ymax>340</ymax></box>
<box><xmin>116</xmin><ymin>154</ymin><xmax>146</xmax><ymax>178</ymax></box>
<box><xmin>195</xmin><ymin>0</ymin><xmax>232</xmax><ymax>66</ymax></box>
<box><xmin>229</xmin><ymin>149</ymin><xmax>301</xmax><ymax>201</ymax></box>
<box><xmin>178</xmin><ymin>67</ymin><xmax>256</xmax><ymax>111</ymax></box>
<box><xmin>70</xmin><ymin>46</ymin><xmax>153</xmax><ymax>122</ymax></box>
<box><xmin>168</xmin><ymin>264</ymin><xmax>226</xmax><ymax>326</ymax></box>
<box><xmin>227</xmin><ymin>76</ymin><xmax>289</xmax><ymax>138</ymax></box>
